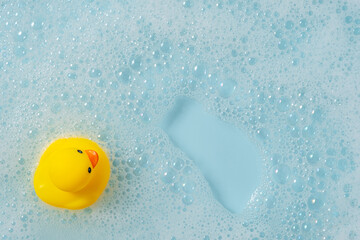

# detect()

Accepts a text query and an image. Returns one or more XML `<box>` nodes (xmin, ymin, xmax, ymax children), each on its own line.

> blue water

<box><xmin>162</xmin><ymin>98</ymin><xmax>262</xmax><ymax>214</ymax></box>
<box><xmin>0</xmin><ymin>0</ymin><xmax>360</xmax><ymax>239</ymax></box>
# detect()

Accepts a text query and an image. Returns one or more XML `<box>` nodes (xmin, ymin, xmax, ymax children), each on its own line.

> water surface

<box><xmin>0</xmin><ymin>0</ymin><xmax>359</xmax><ymax>239</ymax></box>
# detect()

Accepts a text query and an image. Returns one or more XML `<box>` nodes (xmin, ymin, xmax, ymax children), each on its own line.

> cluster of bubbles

<box><xmin>0</xmin><ymin>0</ymin><xmax>359</xmax><ymax>239</ymax></box>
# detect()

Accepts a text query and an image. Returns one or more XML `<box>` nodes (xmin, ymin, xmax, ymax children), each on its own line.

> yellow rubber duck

<box><xmin>34</xmin><ymin>137</ymin><xmax>110</xmax><ymax>209</ymax></box>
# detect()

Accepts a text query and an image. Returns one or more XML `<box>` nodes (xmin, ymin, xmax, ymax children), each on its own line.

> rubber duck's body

<box><xmin>34</xmin><ymin>138</ymin><xmax>110</xmax><ymax>209</ymax></box>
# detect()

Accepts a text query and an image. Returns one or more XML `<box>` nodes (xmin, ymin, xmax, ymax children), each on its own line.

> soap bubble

<box><xmin>299</xmin><ymin>19</ymin><xmax>307</xmax><ymax>28</ymax></box>
<box><xmin>115</xmin><ymin>67</ymin><xmax>132</xmax><ymax>84</ymax></box>
<box><xmin>126</xmin><ymin>157</ymin><xmax>137</xmax><ymax>167</ymax></box>
<box><xmin>272</xmin><ymin>164</ymin><xmax>291</xmax><ymax>184</ymax></box>
<box><xmin>302</xmin><ymin>222</ymin><xmax>311</xmax><ymax>232</ymax></box>
<box><xmin>265</xmin><ymin>195</ymin><xmax>276</xmax><ymax>209</ymax></box>
<box><xmin>170</xmin><ymin>182</ymin><xmax>181</xmax><ymax>193</ymax></box>
<box><xmin>193</xmin><ymin>64</ymin><xmax>207</xmax><ymax>79</ymax></box>
<box><xmin>129</xmin><ymin>55</ymin><xmax>142</xmax><ymax>70</ymax></box>
<box><xmin>182</xmin><ymin>0</ymin><xmax>193</xmax><ymax>8</ymax></box>
<box><xmin>89</xmin><ymin>68</ymin><xmax>102</xmax><ymax>78</ymax></box>
<box><xmin>285</xmin><ymin>20</ymin><xmax>294</xmax><ymax>29</ymax></box>
<box><xmin>183</xmin><ymin>166</ymin><xmax>192</xmax><ymax>175</ymax></box>
<box><xmin>278</xmin><ymin>39</ymin><xmax>287</xmax><ymax>50</ymax></box>
<box><xmin>277</xmin><ymin>97</ymin><xmax>290</xmax><ymax>112</ymax></box>
<box><xmin>173</xmin><ymin>158</ymin><xmax>185</xmax><ymax>170</ymax></box>
<box><xmin>306</xmin><ymin>151</ymin><xmax>320</xmax><ymax>165</ymax></box>
<box><xmin>14</xmin><ymin>46</ymin><xmax>26</xmax><ymax>57</ymax></box>
<box><xmin>182</xmin><ymin>181</ymin><xmax>195</xmax><ymax>193</ymax></box>
<box><xmin>18</xmin><ymin>158</ymin><xmax>25</xmax><ymax>165</ymax></box>
<box><xmin>307</xmin><ymin>193</ymin><xmax>324</xmax><ymax>211</ymax></box>
<box><xmin>138</xmin><ymin>154</ymin><xmax>149</xmax><ymax>168</ymax></box>
<box><xmin>160</xmin><ymin>39</ymin><xmax>172</xmax><ymax>53</ymax></box>
<box><xmin>182</xmin><ymin>194</ymin><xmax>194</xmax><ymax>205</ymax></box>
<box><xmin>218</xmin><ymin>79</ymin><xmax>237</xmax><ymax>98</ymax></box>
<box><xmin>292</xmin><ymin>177</ymin><xmax>305</xmax><ymax>192</ymax></box>
<box><xmin>161</xmin><ymin>168</ymin><xmax>176</xmax><ymax>184</ymax></box>
<box><xmin>13</xmin><ymin>31</ymin><xmax>27</xmax><ymax>42</ymax></box>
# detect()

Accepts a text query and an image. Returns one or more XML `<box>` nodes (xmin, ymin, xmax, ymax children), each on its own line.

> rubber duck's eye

<box><xmin>88</xmin><ymin>167</ymin><xmax>91</xmax><ymax>173</ymax></box>
<box><xmin>77</xmin><ymin>150</ymin><xmax>83</xmax><ymax>154</ymax></box>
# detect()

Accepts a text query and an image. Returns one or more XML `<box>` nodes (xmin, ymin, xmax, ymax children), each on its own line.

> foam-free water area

<box><xmin>162</xmin><ymin>98</ymin><xmax>262</xmax><ymax>214</ymax></box>
<box><xmin>0</xmin><ymin>0</ymin><xmax>360</xmax><ymax>239</ymax></box>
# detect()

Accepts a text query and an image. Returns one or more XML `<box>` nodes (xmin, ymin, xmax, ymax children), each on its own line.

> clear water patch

<box><xmin>162</xmin><ymin>97</ymin><xmax>263</xmax><ymax>214</ymax></box>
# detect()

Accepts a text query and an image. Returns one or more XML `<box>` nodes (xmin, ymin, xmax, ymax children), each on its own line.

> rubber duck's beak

<box><xmin>85</xmin><ymin>150</ymin><xmax>99</xmax><ymax>168</ymax></box>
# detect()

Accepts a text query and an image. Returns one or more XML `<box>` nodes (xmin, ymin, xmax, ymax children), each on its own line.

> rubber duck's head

<box><xmin>49</xmin><ymin>148</ymin><xmax>99</xmax><ymax>192</ymax></box>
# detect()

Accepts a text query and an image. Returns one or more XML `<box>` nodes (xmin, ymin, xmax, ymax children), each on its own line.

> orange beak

<box><xmin>85</xmin><ymin>150</ymin><xmax>99</xmax><ymax>168</ymax></box>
